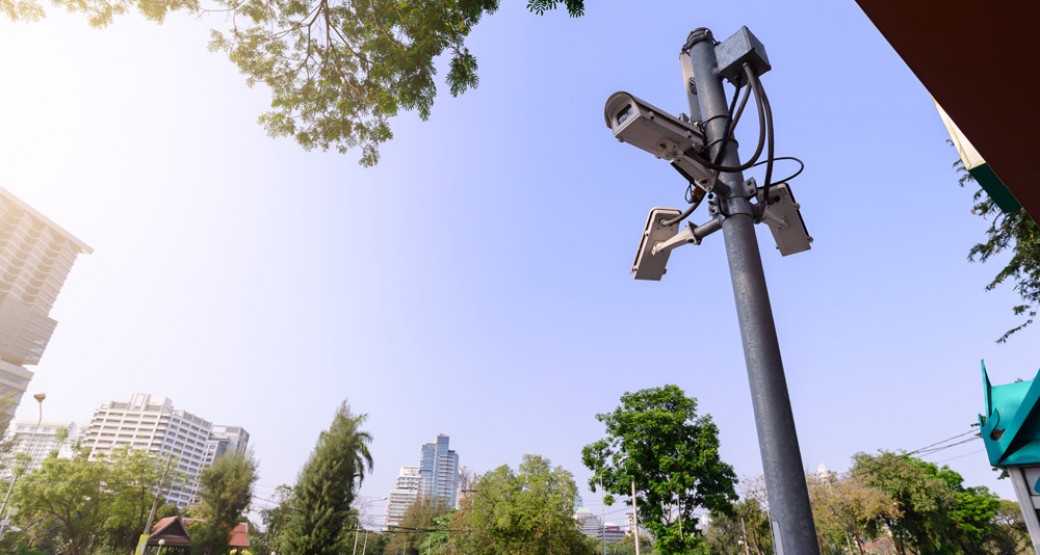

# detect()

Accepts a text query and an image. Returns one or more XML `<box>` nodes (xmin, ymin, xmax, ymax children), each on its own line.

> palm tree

<box><xmin>282</xmin><ymin>401</ymin><xmax>374</xmax><ymax>555</ymax></box>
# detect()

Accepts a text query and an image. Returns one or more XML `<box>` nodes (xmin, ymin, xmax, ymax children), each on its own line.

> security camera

<box><xmin>604</xmin><ymin>92</ymin><xmax>714</xmax><ymax>185</ymax></box>
<box><xmin>632</xmin><ymin>208</ymin><xmax>682</xmax><ymax>281</ymax></box>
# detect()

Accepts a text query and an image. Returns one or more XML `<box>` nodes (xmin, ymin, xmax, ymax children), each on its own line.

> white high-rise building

<box><xmin>385</xmin><ymin>466</ymin><xmax>420</xmax><ymax>529</ymax></box>
<box><xmin>80</xmin><ymin>394</ymin><xmax>248</xmax><ymax>508</ymax></box>
<box><xmin>0</xmin><ymin>189</ymin><xmax>91</xmax><ymax>425</ymax></box>
<box><xmin>0</xmin><ymin>420</ymin><xmax>80</xmax><ymax>477</ymax></box>
<box><xmin>419</xmin><ymin>434</ymin><xmax>459</xmax><ymax>508</ymax></box>
<box><xmin>204</xmin><ymin>425</ymin><xmax>250</xmax><ymax>467</ymax></box>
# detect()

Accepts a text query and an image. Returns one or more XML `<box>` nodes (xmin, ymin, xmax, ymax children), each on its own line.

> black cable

<box><xmin>710</xmin><ymin>79</ymin><xmax>743</xmax><ymax>166</ymax></box>
<box><xmin>749</xmin><ymin>67</ymin><xmax>776</xmax><ymax>201</ymax></box>
<box><xmin>678</xmin><ymin>64</ymin><xmax>767</xmax><ymax>174</ymax></box>
<box><xmin>730</xmin><ymin>79</ymin><xmax>753</xmax><ymax>136</ymax></box>
<box><xmin>823</xmin><ymin>429</ymin><xmax>981</xmax><ymax>485</ymax></box>
<box><xmin>749</xmin><ymin>156</ymin><xmax>804</xmax><ymax>188</ymax></box>
<box><xmin>661</xmin><ymin>81</ymin><xmax>743</xmax><ymax>227</ymax></box>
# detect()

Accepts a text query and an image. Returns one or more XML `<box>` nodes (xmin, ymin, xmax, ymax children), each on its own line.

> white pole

<box><xmin>631</xmin><ymin>479</ymin><xmax>640</xmax><ymax>555</ymax></box>
<box><xmin>601</xmin><ymin>481</ymin><xmax>606</xmax><ymax>555</ymax></box>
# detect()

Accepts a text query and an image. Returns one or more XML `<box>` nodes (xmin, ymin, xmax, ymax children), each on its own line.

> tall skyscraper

<box><xmin>419</xmin><ymin>434</ymin><xmax>459</xmax><ymax>508</ymax></box>
<box><xmin>384</xmin><ymin>466</ymin><xmax>420</xmax><ymax>529</ymax></box>
<box><xmin>0</xmin><ymin>189</ymin><xmax>91</xmax><ymax>423</ymax></box>
<box><xmin>80</xmin><ymin>394</ymin><xmax>248</xmax><ymax>507</ymax></box>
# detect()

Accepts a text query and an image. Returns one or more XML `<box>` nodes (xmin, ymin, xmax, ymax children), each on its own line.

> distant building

<box><xmin>385</xmin><ymin>466</ymin><xmax>420</xmax><ymax>529</ymax></box>
<box><xmin>574</xmin><ymin>507</ymin><xmax>601</xmax><ymax>538</ymax></box>
<box><xmin>419</xmin><ymin>434</ymin><xmax>459</xmax><ymax>508</ymax></box>
<box><xmin>385</xmin><ymin>434</ymin><xmax>462</xmax><ymax>530</ymax></box>
<box><xmin>0</xmin><ymin>420</ymin><xmax>80</xmax><ymax>477</ymax></box>
<box><xmin>80</xmin><ymin>394</ymin><xmax>248</xmax><ymax>508</ymax></box>
<box><xmin>602</xmin><ymin>523</ymin><xmax>624</xmax><ymax>543</ymax></box>
<box><xmin>204</xmin><ymin>425</ymin><xmax>250</xmax><ymax>467</ymax></box>
<box><xmin>0</xmin><ymin>189</ymin><xmax>91</xmax><ymax>425</ymax></box>
<box><xmin>574</xmin><ymin>508</ymin><xmax>623</xmax><ymax>543</ymax></box>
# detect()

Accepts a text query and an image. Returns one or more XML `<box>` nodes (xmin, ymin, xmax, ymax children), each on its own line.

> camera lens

<box><xmin>616</xmin><ymin>105</ymin><xmax>633</xmax><ymax>126</ymax></box>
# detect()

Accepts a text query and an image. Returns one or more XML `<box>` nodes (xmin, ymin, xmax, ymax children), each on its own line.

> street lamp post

<box><xmin>615</xmin><ymin>454</ymin><xmax>639</xmax><ymax>555</ymax></box>
<box><xmin>0</xmin><ymin>393</ymin><xmax>45</xmax><ymax>541</ymax></box>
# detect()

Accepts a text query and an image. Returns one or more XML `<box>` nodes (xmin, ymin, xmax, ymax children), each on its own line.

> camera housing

<box><xmin>760</xmin><ymin>183</ymin><xmax>812</xmax><ymax>256</ymax></box>
<box><xmin>632</xmin><ymin>208</ymin><xmax>682</xmax><ymax>281</ymax></box>
<box><xmin>604</xmin><ymin>92</ymin><xmax>709</xmax><ymax>176</ymax></box>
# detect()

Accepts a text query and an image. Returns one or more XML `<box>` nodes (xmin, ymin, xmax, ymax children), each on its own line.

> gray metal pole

<box><xmin>684</xmin><ymin>28</ymin><xmax>819</xmax><ymax>555</ymax></box>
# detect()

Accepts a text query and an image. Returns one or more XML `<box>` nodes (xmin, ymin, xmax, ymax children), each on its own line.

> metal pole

<box><xmin>138</xmin><ymin>455</ymin><xmax>175</xmax><ymax>555</ymax></box>
<box><xmin>684</xmin><ymin>28</ymin><xmax>819</xmax><ymax>555</ymax></box>
<box><xmin>603</xmin><ymin>480</ymin><xmax>607</xmax><ymax>555</ymax></box>
<box><xmin>630</xmin><ymin>479</ymin><xmax>640</xmax><ymax>555</ymax></box>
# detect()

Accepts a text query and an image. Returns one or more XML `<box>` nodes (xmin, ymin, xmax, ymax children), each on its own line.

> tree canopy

<box><xmin>581</xmin><ymin>384</ymin><xmax>737</xmax><ymax>555</ymax></box>
<box><xmin>850</xmin><ymin>451</ymin><xmax>1002</xmax><ymax>555</ymax></box>
<box><xmin>808</xmin><ymin>469</ymin><xmax>897</xmax><ymax>555</ymax></box>
<box><xmin>385</xmin><ymin>496</ymin><xmax>449</xmax><ymax>555</ymax></box>
<box><xmin>451</xmin><ymin>454</ymin><xmax>591</xmax><ymax>555</ymax></box>
<box><xmin>4</xmin><ymin>0</ymin><xmax>586</xmax><ymax>165</ymax></box>
<box><xmin>188</xmin><ymin>449</ymin><xmax>259</xmax><ymax>555</ymax></box>
<box><xmin>958</xmin><ymin>165</ymin><xmax>1040</xmax><ymax>342</ymax></box>
<box><xmin>280</xmin><ymin>400</ymin><xmax>373</xmax><ymax>555</ymax></box>
<box><xmin>7</xmin><ymin>447</ymin><xmax>172</xmax><ymax>555</ymax></box>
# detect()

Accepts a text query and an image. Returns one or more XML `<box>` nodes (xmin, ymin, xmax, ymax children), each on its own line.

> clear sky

<box><xmin>1</xmin><ymin>0</ymin><xmax>1036</xmax><ymax>529</ymax></box>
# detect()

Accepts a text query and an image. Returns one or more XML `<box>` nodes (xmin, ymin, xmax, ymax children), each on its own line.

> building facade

<box><xmin>419</xmin><ymin>434</ymin><xmax>459</xmax><ymax>509</ymax></box>
<box><xmin>0</xmin><ymin>420</ymin><xmax>80</xmax><ymax>477</ymax></box>
<box><xmin>80</xmin><ymin>394</ymin><xmax>247</xmax><ymax>507</ymax></box>
<box><xmin>0</xmin><ymin>189</ymin><xmax>91</xmax><ymax>424</ymax></box>
<box><xmin>203</xmin><ymin>425</ymin><xmax>250</xmax><ymax>467</ymax></box>
<box><xmin>384</xmin><ymin>466</ymin><xmax>420</xmax><ymax>529</ymax></box>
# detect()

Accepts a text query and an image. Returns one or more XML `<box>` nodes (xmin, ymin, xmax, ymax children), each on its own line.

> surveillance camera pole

<box><xmin>683</xmin><ymin>28</ymin><xmax>819</xmax><ymax>555</ymax></box>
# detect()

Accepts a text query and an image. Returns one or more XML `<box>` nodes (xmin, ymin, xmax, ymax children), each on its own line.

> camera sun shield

<box><xmin>633</xmin><ymin>208</ymin><xmax>682</xmax><ymax>281</ymax></box>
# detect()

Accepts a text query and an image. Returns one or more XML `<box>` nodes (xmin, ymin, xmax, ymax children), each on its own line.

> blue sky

<box><xmin>1</xmin><ymin>0</ymin><xmax>1036</xmax><ymax>528</ymax></box>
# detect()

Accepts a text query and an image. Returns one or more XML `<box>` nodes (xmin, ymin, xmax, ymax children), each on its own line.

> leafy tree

<box><xmin>808</xmin><ymin>470</ymin><xmax>898</xmax><ymax>555</ymax></box>
<box><xmin>2</xmin><ymin>446</ymin><xmax>175</xmax><ymax>555</ymax></box>
<box><xmin>451</xmin><ymin>454</ymin><xmax>591</xmax><ymax>555</ymax></box>
<box><xmin>582</xmin><ymin>385</ymin><xmax>737</xmax><ymax>555</ymax></box>
<box><xmin>188</xmin><ymin>450</ymin><xmax>259</xmax><ymax>555</ymax></box>
<box><xmin>583</xmin><ymin>533</ymin><xmax>653</xmax><ymax>555</ymax></box>
<box><xmin>385</xmin><ymin>497</ymin><xmax>448</xmax><ymax>555</ymax></box>
<box><xmin>851</xmin><ymin>451</ymin><xmax>1000</xmax><ymax>555</ymax></box>
<box><xmin>282</xmin><ymin>401</ymin><xmax>373</xmax><ymax>555</ymax></box>
<box><xmin>5</xmin><ymin>0</ymin><xmax>586</xmax><ymax>165</ymax></box>
<box><xmin>705</xmin><ymin>503</ymin><xmax>771</xmax><ymax>555</ymax></box>
<box><xmin>10</xmin><ymin>450</ymin><xmax>113</xmax><ymax>555</ymax></box>
<box><xmin>99</xmin><ymin>447</ymin><xmax>174</xmax><ymax>554</ymax></box>
<box><xmin>958</xmin><ymin>164</ymin><xmax>1040</xmax><ymax>342</ymax></box>
<box><xmin>983</xmin><ymin>499</ymin><xmax>1031</xmax><ymax>554</ymax></box>
<box><xmin>255</xmin><ymin>484</ymin><xmax>295</xmax><ymax>555</ymax></box>
<box><xmin>417</xmin><ymin>513</ymin><xmax>452</xmax><ymax>555</ymax></box>
<box><xmin>356</xmin><ymin>529</ymin><xmax>390</xmax><ymax>555</ymax></box>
